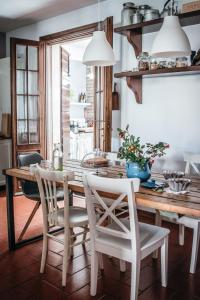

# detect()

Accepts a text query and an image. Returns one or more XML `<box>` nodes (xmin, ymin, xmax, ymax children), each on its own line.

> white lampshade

<box><xmin>151</xmin><ymin>16</ymin><xmax>191</xmax><ymax>58</ymax></box>
<box><xmin>82</xmin><ymin>31</ymin><xmax>115</xmax><ymax>66</ymax></box>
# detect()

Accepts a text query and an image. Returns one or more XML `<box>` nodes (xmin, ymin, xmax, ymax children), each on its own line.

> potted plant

<box><xmin>117</xmin><ymin>125</ymin><xmax>169</xmax><ymax>181</ymax></box>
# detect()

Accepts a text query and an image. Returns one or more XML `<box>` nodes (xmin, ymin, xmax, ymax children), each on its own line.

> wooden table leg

<box><xmin>6</xmin><ymin>174</ymin><xmax>16</xmax><ymax>250</ymax></box>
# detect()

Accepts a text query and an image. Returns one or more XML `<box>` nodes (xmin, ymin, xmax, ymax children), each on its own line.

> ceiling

<box><xmin>0</xmin><ymin>0</ymin><xmax>99</xmax><ymax>32</ymax></box>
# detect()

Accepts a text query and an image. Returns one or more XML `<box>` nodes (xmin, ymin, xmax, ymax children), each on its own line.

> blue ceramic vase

<box><xmin>126</xmin><ymin>161</ymin><xmax>151</xmax><ymax>182</ymax></box>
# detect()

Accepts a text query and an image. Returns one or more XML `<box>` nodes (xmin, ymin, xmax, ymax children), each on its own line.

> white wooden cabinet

<box><xmin>0</xmin><ymin>139</ymin><xmax>12</xmax><ymax>186</ymax></box>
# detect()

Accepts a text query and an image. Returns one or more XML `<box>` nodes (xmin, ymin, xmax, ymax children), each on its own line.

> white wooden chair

<box><xmin>157</xmin><ymin>152</ymin><xmax>200</xmax><ymax>273</ymax></box>
<box><xmin>177</xmin><ymin>152</ymin><xmax>200</xmax><ymax>273</ymax></box>
<box><xmin>83</xmin><ymin>174</ymin><xmax>169</xmax><ymax>300</ymax></box>
<box><xmin>33</xmin><ymin>165</ymin><xmax>89</xmax><ymax>286</ymax></box>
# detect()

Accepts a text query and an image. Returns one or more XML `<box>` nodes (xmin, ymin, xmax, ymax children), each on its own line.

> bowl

<box><xmin>167</xmin><ymin>178</ymin><xmax>191</xmax><ymax>193</ymax></box>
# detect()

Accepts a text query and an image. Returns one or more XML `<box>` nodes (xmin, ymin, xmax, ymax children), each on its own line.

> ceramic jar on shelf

<box><xmin>121</xmin><ymin>2</ymin><xmax>137</xmax><ymax>25</ymax></box>
<box><xmin>176</xmin><ymin>57</ymin><xmax>188</xmax><ymax>67</ymax></box>
<box><xmin>137</xmin><ymin>52</ymin><xmax>150</xmax><ymax>71</ymax></box>
<box><xmin>150</xmin><ymin>57</ymin><xmax>159</xmax><ymax>70</ymax></box>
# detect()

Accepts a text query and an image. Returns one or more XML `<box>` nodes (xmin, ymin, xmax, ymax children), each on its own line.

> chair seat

<box><xmin>25</xmin><ymin>188</ymin><xmax>65</xmax><ymax>202</ymax></box>
<box><xmin>50</xmin><ymin>206</ymin><xmax>88</xmax><ymax>227</ymax></box>
<box><xmin>177</xmin><ymin>216</ymin><xmax>200</xmax><ymax>229</ymax></box>
<box><xmin>95</xmin><ymin>219</ymin><xmax>169</xmax><ymax>261</ymax></box>
<box><xmin>159</xmin><ymin>211</ymin><xmax>179</xmax><ymax>222</ymax></box>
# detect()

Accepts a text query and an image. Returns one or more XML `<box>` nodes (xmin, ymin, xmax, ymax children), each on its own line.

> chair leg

<box><xmin>161</xmin><ymin>236</ymin><xmax>168</xmax><ymax>287</ymax></box>
<box><xmin>130</xmin><ymin>256</ymin><xmax>140</xmax><ymax>300</ymax></box>
<box><xmin>40</xmin><ymin>235</ymin><xmax>48</xmax><ymax>273</ymax></box>
<box><xmin>120</xmin><ymin>260</ymin><xmax>126</xmax><ymax>272</ymax></box>
<box><xmin>179</xmin><ymin>224</ymin><xmax>185</xmax><ymax>246</ymax></box>
<box><xmin>62</xmin><ymin>228</ymin><xmax>69</xmax><ymax>286</ymax></box>
<box><xmin>69</xmin><ymin>228</ymin><xmax>74</xmax><ymax>257</ymax></box>
<box><xmin>98</xmin><ymin>253</ymin><xmax>104</xmax><ymax>270</ymax></box>
<box><xmin>83</xmin><ymin>225</ymin><xmax>88</xmax><ymax>241</ymax></box>
<box><xmin>18</xmin><ymin>201</ymin><xmax>40</xmax><ymax>241</ymax></box>
<box><xmin>190</xmin><ymin>223</ymin><xmax>200</xmax><ymax>274</ymax></box>
<box><xmin>90</xmin><ymin>249</ymin><xmax>99</xmax><ymax>296</ymax></box>
<box><xmin>153</xmin><ymin>210</ymin><xmax>162</xmax><ymax>259</ymax></box>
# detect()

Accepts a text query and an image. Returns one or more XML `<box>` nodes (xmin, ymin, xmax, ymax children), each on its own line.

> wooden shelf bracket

<box><xmin>126</xmin><ymin>29</ymin><xmax>142</xmax><ymax>58</ymax></box>
<box><xmin>123</xmin><ymin>29</ymin><xmax>142</xmax><ymax>102</ymax></box>
<box><xmin>126</xmin><ymin>76</ymin><xmax>142</xmax><ymax>104</ymax></box>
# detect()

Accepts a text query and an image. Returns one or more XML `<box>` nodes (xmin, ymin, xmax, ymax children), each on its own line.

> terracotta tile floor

<box><xmin>0</xmin><ymin>189</ymin><xmax>200</xmax><ymax>300</ymax></box>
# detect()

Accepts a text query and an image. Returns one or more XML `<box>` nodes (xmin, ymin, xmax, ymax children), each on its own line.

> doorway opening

<box><xmin>52</xmin><ymin>37</ymin><xmax>96</xmax><ymax>161</ymax></box>
<box><xmin>41</xmin><ymin>18</ymin><xmax>113</xmax><ymax>161</ymax></box>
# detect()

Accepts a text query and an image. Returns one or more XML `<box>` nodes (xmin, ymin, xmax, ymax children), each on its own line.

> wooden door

<box><xmin>11</xmin><ymin>38</ymin><xmax>45</xmax><ymax>169</ymax></box>
<box><xmin>60</xmin><ymin>46</ymin><xmax>70</xmax><ymax>161</ymax></box>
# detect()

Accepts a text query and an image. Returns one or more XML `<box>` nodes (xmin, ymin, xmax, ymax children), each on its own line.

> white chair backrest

<box><xmin>184</xmin><ymin>152</ymin><xmax>200</xmax><ymax>175</ymax></box>
<box><xmin>83</xmin><ymin>173</ymin><xmax>140</xmax><ymax>248</ymax></box>
<box><xmin>33</xmin><ymin>164</ymin><xmax>74</xmax><ymax>229</ymax></box>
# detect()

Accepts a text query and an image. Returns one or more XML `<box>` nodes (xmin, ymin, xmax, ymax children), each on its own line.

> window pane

<box><xmin>16</xmin><ymin>45</ymin><xmax>26</xmax><ymax>69</ymax></box>
<box><xmin>28</xmin><ymin>71</ymin><xmax>38</xmax><ymax>94</ymax></box>
<box><xmin>28</xmin><ymin>96</ymin><xmax>38</xmax><ymax>119</ymax></box>
<box><xmin>17</xmin><ymin>120</ymin><xmax>28</xmax><ymax>145</ymax></box>
<box><xmin>16</xmin><ymin>70</ymin><xmax>27</xmax><ymax>94</ymax></box>
<box><xmin>17</xmin><ymin>96</ymin><xmax>27</xmax><ymax>120</ymax></box>
<box><xmin>29</xmin><ymin>120</ymin><xmax>39</xmax><ymax>144</ymax></box>
<box><xmin>28</xmin><ymin>46</ymin><xmax>38</xmax><ymax>70</ymax></box>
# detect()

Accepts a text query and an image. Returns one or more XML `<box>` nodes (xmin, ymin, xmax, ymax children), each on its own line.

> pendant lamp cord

<box><xmin>97</xmin><ymin>0</ymin><xmax>101</xmax><ymax>30</ymax></box>
<box><xmin>162</xmin><ymin>0</ymin><xmax>176</xmax><ymax>16</ymax></box>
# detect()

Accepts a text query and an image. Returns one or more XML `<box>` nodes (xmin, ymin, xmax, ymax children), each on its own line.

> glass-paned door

<box><xmin>16</xmin><ymin>44</ymin><xmax>39</xmax><ymax>145</ymax></box>
<box><xmin>11</xmin><ymin>38</ymin><xmax>45</xmax><ymax>171</ymax></box>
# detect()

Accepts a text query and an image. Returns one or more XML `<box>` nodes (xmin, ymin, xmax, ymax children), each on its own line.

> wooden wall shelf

<box><xmin>114</xmin><ymin>10</ymin><xmax>200</xmax><ymax>35</ymax></box>
<box><xmin>114</xmin><ymin>10</ymin><xmax>200</xmax><ymax>104</ymax></box>
<box><xmin>114</xmin><ymin>66</ymin><xmax>200</xmax><ymax>104</ymax></box>
<box><xmin>115</xmin><ymin>66</ymin><xmax>200</xmax><ymax>79</ymax></box>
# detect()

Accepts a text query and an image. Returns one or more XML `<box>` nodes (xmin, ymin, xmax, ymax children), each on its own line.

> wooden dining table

<box><xmin>4</xmin><ymin>160</ymin><xmax>200</xmax><ymax>251</ymax></box>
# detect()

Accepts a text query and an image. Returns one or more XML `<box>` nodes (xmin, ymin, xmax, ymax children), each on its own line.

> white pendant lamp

<box><xmin>82</xmin><ymin>0</ymin><xmax>115</xmax><ymax>66</ymax></box>
<box><xmin>151</xmin><ymin>15</ymin><xmax>191</xmax><ymax>58</ymax></box>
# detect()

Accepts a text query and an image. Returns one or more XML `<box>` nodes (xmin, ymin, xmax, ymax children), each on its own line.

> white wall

<box><xmin>0</xmin><ymin>57</ymin><xmax>11</xmax><ymax>126</ymax></box>
<box><xmin>70</xmin><ymin>60</ymin><xmax>86</xmax><ymax>102</ymax></box>
<box><xmin>0</xmin><ymin>57</ymin><xmax>10</xmax><ymax>113</ymax></box>
<box><xmin>69</xmin><ymin>60</ymin><xmax>87</xmax><ymax>120</ymax></box>
<box><xmin>6</xmin><ymin>0</ymin><xmax>200</xmax><ymax>170</ymax></box>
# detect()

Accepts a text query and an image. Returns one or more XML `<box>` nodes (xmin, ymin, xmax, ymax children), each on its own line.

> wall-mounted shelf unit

<box><xmin>115</xmin><ymin>10</ymin><xmax>200</xmax><ymax>36</ymax></box>
<box><xmin>114</xmin><ymin>10</ymin><xmax>200</xmax><ymax>104</ymax></box>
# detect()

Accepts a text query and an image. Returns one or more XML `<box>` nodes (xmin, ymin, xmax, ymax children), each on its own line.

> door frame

<box><xmin>40</xmin><ymin>17</ymin><xmax>113</xmax><ymax>152</ymax></box>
